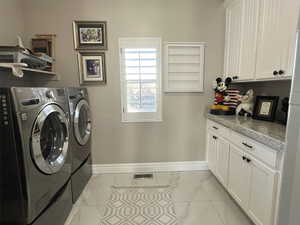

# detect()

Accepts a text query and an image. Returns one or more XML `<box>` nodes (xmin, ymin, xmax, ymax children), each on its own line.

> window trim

<box><xmin>119</xmin><ymin>37</ymin><xmax>162</xmax><ymax>123</ymax></box>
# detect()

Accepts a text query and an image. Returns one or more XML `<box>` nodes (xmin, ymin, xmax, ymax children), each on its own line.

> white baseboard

<box><xmin>92</xmin><ymin>161</ymin><xmax>208</xmax><ymax>174</ymax></box>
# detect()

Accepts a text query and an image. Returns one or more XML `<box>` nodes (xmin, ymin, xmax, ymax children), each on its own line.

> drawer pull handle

<box><xmin>242</xmin><ymin>142</ymin><xmax>253</xmax><ymax>149</ymax></box>
<box><xmin>242</xmin><ymin>156</ymin><xmax>246</xmax><ymax>161</ymax></box>
<box><xmin>213</xmin><ymin>136</ymin><xmax>218</xmax><ymax>140</ymax></box>
<box><xmin>246</xmin><ymin>158</ymin><xmax>252</xmax><ymax>163</ymax></box>
<box><xmin>213</xmin><ymin>126</ymin><xmax>219</xmax><ymax>130</ymax></box>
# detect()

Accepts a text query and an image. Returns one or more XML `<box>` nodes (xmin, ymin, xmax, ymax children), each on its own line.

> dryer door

<box><xmin>74</xmin><ymin>99</ymin><xmax>92</xmax><ymax>146</ymax></box>
<box><xmin>31</xmin><ymin>104</ymin><xmax>69</xmax><ymax>174</ymax></box>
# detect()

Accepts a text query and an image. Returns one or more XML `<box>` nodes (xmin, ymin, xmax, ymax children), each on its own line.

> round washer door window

<box><xmin>31</xmin><ymin>104</ymin><xmax>69</xmax><ymax>174</ymax></box>
<box><xmin>74</xmin><ymin>99</ymin><xmax>92</xmax><ymax>146</ymax></box>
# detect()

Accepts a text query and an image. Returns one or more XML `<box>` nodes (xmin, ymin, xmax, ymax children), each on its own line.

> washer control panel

<box><xmin>0</xmin><ymin>94</ymin><xmax>9</xmax><ymax>126</ymax></box>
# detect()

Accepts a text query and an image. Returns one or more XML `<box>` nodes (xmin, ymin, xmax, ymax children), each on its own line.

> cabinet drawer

<box><xmin>207</xmin><ymin>120</ymin><xmax>231</xmax><ymax>139</ymax></box>
<box><xmin>230</xmin><ymin>131</ymin><xmax>278</xmax><ymax>168</ymax></box>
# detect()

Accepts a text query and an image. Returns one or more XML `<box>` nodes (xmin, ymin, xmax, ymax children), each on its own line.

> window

<box><xmin>119</xmin><ymin>38</ymin><xmax>162</xmax><ymax>122</ymax></box>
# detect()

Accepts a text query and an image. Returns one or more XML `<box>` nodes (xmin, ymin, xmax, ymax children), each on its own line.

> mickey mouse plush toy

<box><xmin>210</xmin><ymin>77</ymin><xmax>236</xmax><ymax>115</ymax></box>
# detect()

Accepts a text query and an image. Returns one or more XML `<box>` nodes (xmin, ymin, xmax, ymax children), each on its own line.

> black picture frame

<box><xmin>77</xmin><ymin>51</ymin><xmax>107</xmax><ymax>85</ymax></box>
<box><xmin>252</xmin><ymin>96</ymin><xmax>279</xmax><ymax>122</ymax></box>
<box><xmin>73</xmin><ymin>21</ymin><xmax>108</xmax><ymax>50</ymax></box>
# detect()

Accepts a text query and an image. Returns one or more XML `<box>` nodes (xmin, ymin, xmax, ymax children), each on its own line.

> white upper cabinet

<box><xmin>224</xmin><ymin>0</ymin><xmax>299</xmax><ymax>81</ymax></box>
<box><xmin>278</xmin><ymin>0</ymin><xmax>300</xmax><ymax>77</ymax></box>
<box><xmin>239</xmin><ymin>0</ymin><xmax>260</xmax><ymax>81</ymax></box>
<box><xmin>225</xmin><ymin>0</ymin><xmax>260</xmax><ymax>81</ymax></box>
<box><xmin>256</xmin><ymin>0</ymin><xmax>282</xmax><ymax>80</ymax></box>
<box><xmin>224</xmin><ymin>0</ymin><xmax>243</xmax><ymax>78</ymax></box>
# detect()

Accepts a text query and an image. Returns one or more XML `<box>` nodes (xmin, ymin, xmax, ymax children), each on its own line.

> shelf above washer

<box><xmin>22</xmin><ymin>68</ymin><xmax>56</xmax><ymax>76</ymax></box>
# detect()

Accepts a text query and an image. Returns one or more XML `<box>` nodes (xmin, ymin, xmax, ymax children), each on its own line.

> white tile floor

<box><xmin>65</xmin><ymin>171</ymin><xmax>254</xmax><ymax>225</ymax></box>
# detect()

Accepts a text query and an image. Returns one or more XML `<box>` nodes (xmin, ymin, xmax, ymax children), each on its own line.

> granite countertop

<box><xmin>207</xmin><ymin>113</ymin><xmax>286</xmax><ymax>151</ymax></box>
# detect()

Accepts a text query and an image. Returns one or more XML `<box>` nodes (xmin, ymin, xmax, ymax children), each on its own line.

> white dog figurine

<box><xmin>236</xmin><ymin>89</ymin><xmax>254</xmax><ymax>117</ymax></box>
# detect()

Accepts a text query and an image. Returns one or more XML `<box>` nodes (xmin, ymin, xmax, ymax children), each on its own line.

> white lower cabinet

<box><xmin>247</xmin><ymin>156</ymin><xmax>277</xmax><ymax>225</ymax></box>
<box><xmin>207</xmin><ymin>131</ymin><xmax>218</xmax><ymax>175</ymax></box>
<box><xmin>228</xmin><ymin>146</ymin><xmax>278</xmax><ymax>225</ymax></box>
<box><xmin>207</xmin><ymin>130</ymin><xmax>230</xmax><ymax>188</ymax></box>
<box><xmin>228</xmin><ymin>145</ymin><xmax>251</xmax><ymax>210</ymax></box>
<box><xmin>206</xmin><ymin>120</ymin><xmax>279</xmax><ymax>225</ymax></box>
<box><xmin>216</xmin><ymin>137</ymin><xmax>230</xmax><ymax>188</ymax></box>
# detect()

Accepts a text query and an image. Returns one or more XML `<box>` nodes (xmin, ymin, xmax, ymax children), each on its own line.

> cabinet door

<box><xmin>216</xmin><ymin>137</ymin><xmax>230</xmax><ymax>188</ymax></box>
<box><xmin>247</xmin><ymin>156</ymin><xmax>278</xmax><ymax>225</ymax></box>
<box><xmin>278</xmin><ymin>0</ymin><xmax>300</xmax><ymax>78</ymax></box>
<box><xmin>238</xmin><ymin>0</ymin><xmax>260</xmax><ymax>81</ymax></box>
<box><xmin>207</xmin><ymin>132</ymin><xmax>218</xmax><ymax>175</ymax></box>
<box><xmin>224</xmin><ymin>0</ymin><xmax>243</xmax><ymax>78</ymax></box>
<box><xmin>228</xmin><ymin>145</ymin><xmax>251</xmax><ymax>210</ymax></box>
<box><xmin>256</xmin><ymin>0</ymin><xmax>282</xmax><ymax>79</ymax></box>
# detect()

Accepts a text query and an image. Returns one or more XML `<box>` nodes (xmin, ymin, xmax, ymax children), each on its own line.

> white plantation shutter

<box><xmin>165</xmin><ymin>42</ymin><xmax>205</xmax><ymax>92</ymax></box>
<box><xmin>119</xmin><ymin>38</ymin><xmax>162</xmax><ymax>122</ymax></box>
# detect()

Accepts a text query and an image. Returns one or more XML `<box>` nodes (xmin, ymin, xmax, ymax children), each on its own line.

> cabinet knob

<box><xmin>232</xmin><ymin>76</ymin><xmax>239</xmax><ymax>80</ymax></box>
<box><xmin>273</xmin><ymin>71</ymin><xmax>278</xmax><ymax>76</ymax></box>
<box><xmin>213</xmin><ymin>136</ymin><xmax>218</xmax><ymax>140</ymax></box>
<box><xmin>242</xmin><ymin>156</ymin><xmax>251</xmax><ymax>163</ymax></box>
<box><xmin>279</xmin><ymin>70</ymin><xmax>285</xmax><ymax>75</ymax></box>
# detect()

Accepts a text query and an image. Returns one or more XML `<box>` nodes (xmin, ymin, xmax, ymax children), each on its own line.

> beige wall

<box><xmin>0</xmin><ymin>0</ymin><xmax>24</xmax><ymax>45</ymax></box>
<box><xmin>20</xmin><ymin>0</ymin><xmax>225</xmax><ymax>164</ymax></box>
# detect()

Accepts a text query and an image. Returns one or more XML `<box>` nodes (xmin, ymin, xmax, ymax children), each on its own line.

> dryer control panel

<box><xmin>0</xmin><ymin>93</ymin><xmax>9</xmax><ymax>127</ymax></box>
<box><xmin>11</xmin><ymin>87</ymin><xmax>68</xmax><ymax>113</ymax></box>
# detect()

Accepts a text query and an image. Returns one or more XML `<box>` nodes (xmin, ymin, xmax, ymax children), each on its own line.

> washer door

<box><xmin>31</xmin><ymin>104</ymin><xmax>69</xmax><ymax>174</ymax></box>
<box><xmin>74</xmin><ymin>99</ymin><xmax>92</xmax><ymax>146</ymax></box>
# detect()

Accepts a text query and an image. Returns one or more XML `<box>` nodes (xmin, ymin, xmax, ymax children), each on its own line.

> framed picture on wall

<box><xmin>253</xmin><ymin>96</ymin><xmax>279</xmax><ymax>121</ymax></box>
<box><xmin>77</xmin><ymin>51</ymin><xmax>107</xmax><ymax>84</ymax></box>
<box><xmin>73</xmin><ymin>21</ymin><xmax>108</xmax><ymax>50</ymax></box>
